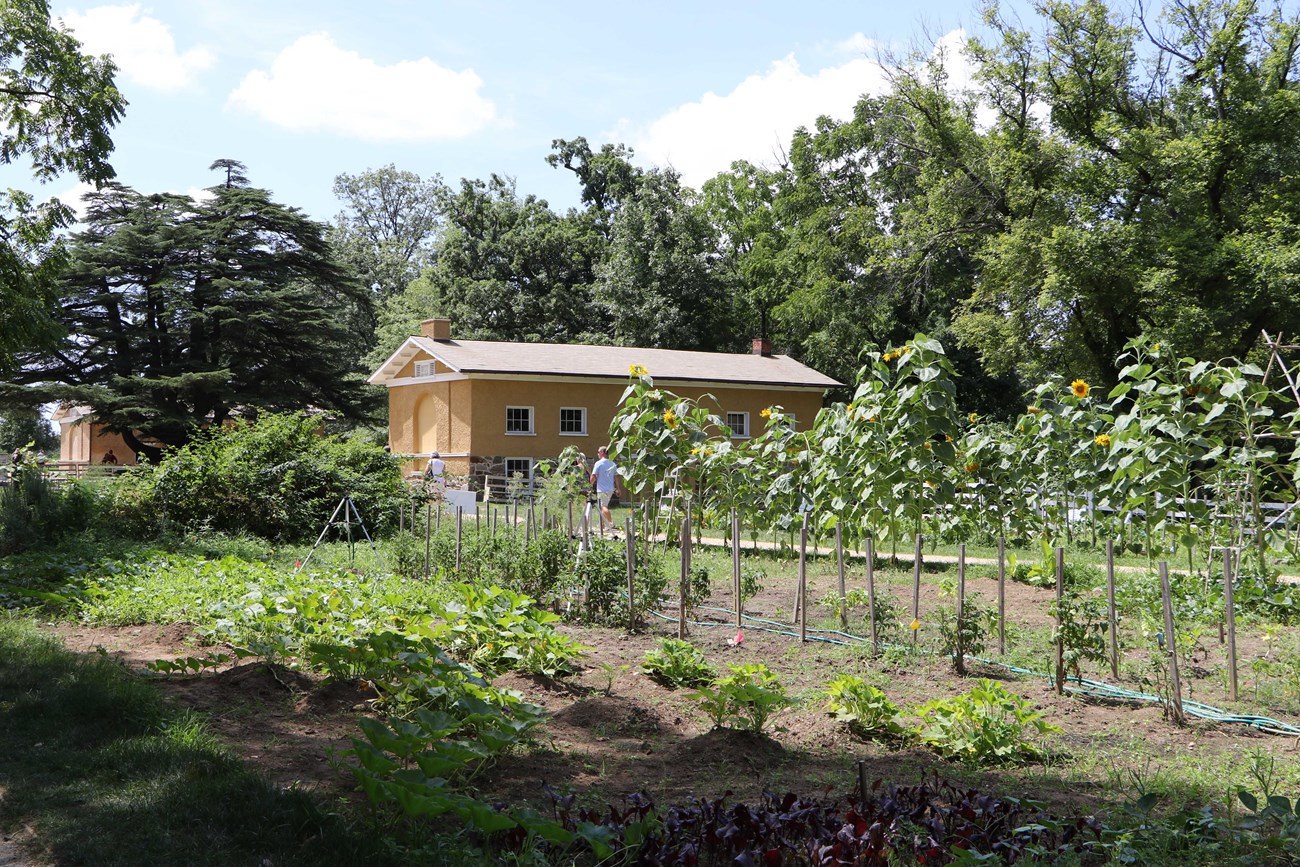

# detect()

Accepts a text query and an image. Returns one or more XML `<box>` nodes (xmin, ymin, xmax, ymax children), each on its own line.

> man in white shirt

<box><xmin>589</xmin><ymin>445</ymin><xmax>618</xmax><ymax>536</ymax></box>
<box><xmin>425</xmin><ymin>451</ymin><xmax>445</xmax><ymax>483</ymax></box>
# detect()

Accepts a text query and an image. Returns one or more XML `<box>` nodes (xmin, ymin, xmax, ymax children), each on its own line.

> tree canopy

<box><xmin>11</xmin><ymin>161</ymin><xmax>375</xmax><ymax>462</ymax></box>
<box><xmin>0</xmin><ymin>0</ymin><xmax>126</xmax><ymax>374</ymax></box>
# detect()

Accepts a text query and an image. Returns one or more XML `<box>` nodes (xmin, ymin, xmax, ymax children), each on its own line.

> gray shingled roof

<box><xmin>400</xmin><ymin>337</ymin><xmax>841</xmax><ymax>388</ymax></box>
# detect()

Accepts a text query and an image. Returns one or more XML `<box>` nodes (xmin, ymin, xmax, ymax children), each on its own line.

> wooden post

<box><xmin>911</xmin><ymin>533</ymin><xmax>923</xmax><ymax>649</ymax></box>
<box><xmin>625</xmin><ymin>515</ymin><xmax>636</xmax><ymax>631</ymax></box>
<box><xmin>956</xmin><ymin>543</ymin><xmax>966</xmax><ymax>675</ymax></box>
<box><xmin>731</xmin><ymin>508</ymin><xmax>742</xmax><ymax>627</ymax></box>
<box><xmin>678</xmin><ymin>512</ymin><xmax>691</xmax><ymax>640</ymax></box>
<box><xmin>399</xmin><ymin>499</ymin><xmax>404</xmax><ymax>533</ymax></box>
<box><xmin>1054</xmin><ymin>546</ymin><xmax>1065</xmax><ymax>694</ymax></box>
<box><xmin>567</xmin><ymin>500</ymin><xmax>573</xmax><ymax>538</ymax></box>
<box><xmin>529</xmin><ymin>500</ymin><xmax>536</xmax><ymax>540</ymax></box>
<box><xmin>1158</xmin><ymin>562</ymin><xmax>1186</xmax><ymax>724</ymax></box>
<box><xmin>454</xmin><ymin>507</ymin><xmax>463</xmax><ymax>576</ymax></box>
<box><xmin>491</xmin><ymin>507</ymin><xmax>497</xmax><ymax>539</ymax></box>
<box><xmin>475</xmin><ymin>501</ymin><xmax>480</xmax><ymax>535</ymax></box>
<box><xmin>836</xmin><ymin>523</ymin><xmax>847</xmax><ymax>629</ymax></box>
<box><xmin>997</xmin><ymin>536</ymin><xmax>1006</xmax><ymax>655</ymax></box>
<box><xmin>798</xmin><ymin>512</ymin><xmax>809</xmax><ymax>643</ymax></box>
<box><xmin>1106</xmin><ymin>540</ymin><xmax>1118</xmax><ymax>680</ymax></box>
<box><xmin>866</xmin><ymin>535</ymin><xmax>878</xmax><ymax>655</ymax></box>
<box><xmin>424</xmin><ymin>500</ymin><xmax>432</xmax><ymax>578</ymax></box>
<box><xmin>1224</xmin><ymin>548</ymin><xmax>1239</xmax><ymax>702</ymax></box>
<box><xmin>436</xmin><ymin>500</ymin><xmax>442</xmax><ymax>533</ymax></box>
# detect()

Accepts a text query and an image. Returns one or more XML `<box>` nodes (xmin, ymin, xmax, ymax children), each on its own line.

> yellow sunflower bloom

<box><xmin>1027</xmin><ymin>406</ymin><xmax>1041</xmax><ymax>415</ymax></box>
<box><xmin>969</xmin><ymin>412</ymin><xmax>979</xmax><ymax>423</ymax></box>
<box><xmin>909</xmin><ymin>618</ymin><xmax>921</xmax><ymax>631</ymax></box>
<box><xmin>1095</xmin><ymin>434</ymin><xmax>1112</xmax><ymax>447</ymax></box>
<box><xmin>760</xmin><ymin>407</ymin><xmax>773</xmax><ymax>419</ymax></box>
<box><xmin>629</xmin><ymin>363</ymin><xmax>648</xmax><ymax>376</ymax></box>
<box><xmin>1071</xmin><ymin>379</ymin><xmax>1090</xmax><ymax>399</ymax></box>
<box><xmin>663</xmin><ymin>408</ymin><xmax>678</xmax><ymax>428</ymax></box>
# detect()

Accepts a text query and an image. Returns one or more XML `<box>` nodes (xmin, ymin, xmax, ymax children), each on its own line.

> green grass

<box><xmin>0</xmin><ymin>613</ymin><xmax>459</xmax><ymax>866</ymax></box>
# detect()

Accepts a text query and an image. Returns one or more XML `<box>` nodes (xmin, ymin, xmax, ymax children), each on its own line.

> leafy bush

<box><xmin>641</xmin><ymin>638</ymin><xmax>716</xmax><ymax>688</ymax></box>
<box><xmin>103</xmin><ymin>412</ymin><xmax>405</xmax><ymax>542</ymax></box>
<box><xmin>913</xmin><ymin>680</ymin><xmax>1060</xmax><ymax>765</ymax></box>
<box><xmin>820</xmin><ymin>675</ymin><xmax>906</xmax><ymax>740</ymax></box>
<box><xmin>688</xmin><ymin>663</ymin><xmax>792</xmax><ymax>732</ymax></box>
<box><xmin>934</xmin><ymin>591</ymin><xmax>997</xmax><ymax>675</ymax></box>
<box><xmin>0</xmin><ymin>468</ymin><xmax>94</xmax><ymax>556</ymax></box>
<box><xmin>1050</xmin><ymin>590</ymin><xmax>1112</xmax><ymax>680</ymax></box>
<box><xmin>430</xmin><ymin>583</ymin><xmax>587</xmax><ymax>678</ymax></box>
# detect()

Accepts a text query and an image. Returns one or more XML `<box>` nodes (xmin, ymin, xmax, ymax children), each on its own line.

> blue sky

<box><xmin>42</xmin><ymin>1</ymin><xmax>989</xmax><ymax>224</ymax></box>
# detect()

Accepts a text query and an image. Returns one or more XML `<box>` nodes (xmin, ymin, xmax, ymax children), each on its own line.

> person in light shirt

<box><xmin>589</xmin><ymin>445</ymin><xmax>618</xmax><ymax>536</ymax></box>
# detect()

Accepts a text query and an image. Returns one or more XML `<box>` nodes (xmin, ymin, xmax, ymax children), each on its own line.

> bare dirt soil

<box><xmin>43</xmin><ymin>556</ymin><xmax>1300</xmax><ymax>820</ymax></box>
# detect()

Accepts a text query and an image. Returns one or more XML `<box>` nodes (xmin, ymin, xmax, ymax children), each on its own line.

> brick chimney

<box><xmin>420</xmin><ymin>318</ymin><xmax>451</xmax><ymax>341</ymax></box>
<box><xmin>752</xmin><ymin>337</ymin><xmax>772</xmax><ymax>357</ymax></box>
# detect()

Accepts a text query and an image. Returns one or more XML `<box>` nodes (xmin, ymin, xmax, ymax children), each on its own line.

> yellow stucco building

<box><xmin>369</xmin><ymin>319</ymin><xmax>841</xmax><ymax>489</ymax></box>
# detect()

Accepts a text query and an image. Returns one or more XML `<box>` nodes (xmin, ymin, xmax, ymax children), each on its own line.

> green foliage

<box><xmin>1050</xmin><ymin>591</ymin><xmax>1112</xmax><ymax>681</ymax></box>
<box><xmin>641</xmin><ymin>638</ymin><xmax>716</xmax><ymax>688</ymax></box>
<box><xmin>820</xmin><ymin>675</ymin><xmax>906</xmax><ymax>740</ymax></box>
<box><xmin>103</xmin><ymin>412</ymin><xmax>404</xmax><ymax>543</ymax></box>
<box><xmin>687</xmin><ymin>663</ymin><xmax>792</xmax><ymax>732</ymax></box>
<box><xmin>913</xmin><ymin>680</ymin><xmax>1060</xmax><ymax>765</ymax></box>
<box><xmin>0</xmin><ymin>466</ymin><xmax>93</xmax><ymax>555</ymax></box>
<box><xmin>933</xmin><ymin>590</ymin><xmax>997</xmax><ymax>675</ymax></box>
<box><xmin>429</xmin><ymin>583</ymin><xmax>587</xmax><ymax>678</ymax></box>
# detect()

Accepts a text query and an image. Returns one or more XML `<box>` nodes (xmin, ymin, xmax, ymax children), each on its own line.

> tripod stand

<box><xmin>296</xmin><ymin>495</ymin><xmax>378</xmax><ymax>573</ymax></box>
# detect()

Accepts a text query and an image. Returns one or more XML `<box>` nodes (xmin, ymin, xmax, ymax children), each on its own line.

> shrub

<box><xmin>914</xmin><ymin>680</ymin><xmax>1060</xmax><ymax>765</ymax></box>
<box><xmin>102</xmin><ymin>412</ymin><xmax>405</xmax><ymax>543</ymax></box>
<box><xmin>0</xmin><ymin>467</ymin><xmax>94</xmax><ymax>556</ymax></box>
<box><xmin>934</xmin><ymin>591</ymin><xmax>998</xmax><ymax>675</ymax></box>
<box><xmin>820</xmin><ymin>675</ymin><xmax>907</xmax><ymax>740</ymax></box>
<box><xmin>688</xmin><ymin>663</ymin><xmax>792</xmax><ymax>732</ymax></box>
<box><xmin>641</xmin><ymin>638</ymin><xmax>715</xmax><ymax>688</ymax></box>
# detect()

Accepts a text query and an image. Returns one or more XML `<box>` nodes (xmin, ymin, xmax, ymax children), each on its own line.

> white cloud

<box><xmin>226</xmin><ymin>33</ymin><xmax>496</xmax><ymax>142</ymax></box>
<box><xmin>63</xmin><ymin>4</ymin><xmax>215</xmax><ymax>92</ymax></box>
<box><xmin>52</xmin><ymin>180</ymin><xmax>97</xmax><ymax>221</ymax></box>
<box><xmin>622</xmin><ymin>28</ymin><xmax>988</xmax><ymax>189</ymax></box>
<box><xmin>619</xmin><ymin>53</ymin><xmax>891</xmax><ymax>188</ymax></box>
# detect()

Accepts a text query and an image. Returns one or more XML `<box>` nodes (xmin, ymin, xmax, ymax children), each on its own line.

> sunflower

<box><xmin>663</xmin><ymin>408</ymin><xmax>678</xmax><ymax>428</ymax></box>
<box><xmin>1094</xmin><ymin>434</ymin><xmax>1112</xmax><ymax>447</ymax></box>
<box><xmin>1027</xmin><ymin>406</ymin><xmax>1042</xmax><ymax>415</ymax></box>
<box><xmin>629</xmin><ymin>363</ymin><xmax>648</xmax><ymax>376</ymax></box>
<box><xmin>1070</xmin><ymin>379</ymin><xmax>1090</xmax><ymax>399</ymax></box>
<box><xmin>760</xmin><ymin>407</ymin><xmax>773</xmax><ymax>419</ymax></box>
<box><xmin>965</xmin><ymin>462</ymin><xmax>979</xmax><ymax>473</ymax></box>
<box><xmin>969</xmin><ymin>412</ymin><xmax>979</xmax><ymax>423</ymax></box>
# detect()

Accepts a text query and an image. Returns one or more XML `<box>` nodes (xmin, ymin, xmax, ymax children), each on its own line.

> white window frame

<box><xmin>559</xmin><ymin>406</ymin><xmax>588</xmax><ymax>436</ymax></box>
<box><xmin>504</xmin><ymin>457</ymin><xmax>534</xmax><ymax>480</ymax></box>
<box><xmin>505</xmin><ymin>405</ymin><xmax>534</xmax><ymax>435</ymax></box>
<box><xmin>726</xmin><ymin>411</ymin><xmax>750</xmax><ymax>439</ymax></box>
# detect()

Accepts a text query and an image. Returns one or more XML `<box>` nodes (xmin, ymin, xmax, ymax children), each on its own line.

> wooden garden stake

<box><xmin>865</xmin><ymin>535</ymin><xmax>878</xmax><ymax>655</ymax></box>
<box><xmin>491</xmin><ymin>507</ymin><xmax>497</xmax><ymax>539</ymax></box>
<box><xmin>454</xmin><ymin>507</ymin><xmax>463</xmax><ymax>576</ymax></box>
<box><xmin>910</xmin><ymin>533</ymin><xmax>923</xmax><ymax>649</ymax></box>
<box><xmin>731</xmin><ymin>508</ymin><xmax>742</xmax><ymax>627</ymax></box>
<box><xmin>567</xmin><ymin>500</ymin><xmax>573</xmax><ymax>538</ymax></box>
<box><xmin>678</xmin><ymin>513</ymin><xmax>691</xmax><ymax>640</ymax></box>
<box><xmin>836</xmin><ymin>523</ymin><xmax>847</xmax><ymax>629</ymax></box>
<box><xmin>798</xmin><ymin>512</ymin><xmax>809</xmax><ymax>643</ymax></box>
<box><xmin>1224</xmin><ymin>548</ymin><xmax>1239</xmax><ymax>702</ymax></box>
<box><xmin>475</xmin><ymin>501</ymin><xmax>480</xmax><ymax>535</ymax></box>
<box><xmin>1159</xmin><ymin>561</ymin><xmax>1186</xmax><ymax>725</ymax></box>
<box><xmin>1106</xmin><ymin>540</ymin><xmax>1118</xmax><ymax>679</ymax></box>
<box><xmin>1054</xmin><ymin>546</ymin><xmax>1065</xmax><ymax>694</ymax></box>
<box><xmin>997</xmin><ymin>536</ymin><xmax>1006</xmax><ymax>655</ymax></box>
<box><xmin>625</xmin><ymin>515</ymin><xmax>637</xmax><ymax>630</ymax></box>
<box><xmin>424</xmin><ymin>500</ymin><xmax>432</xmax><ymax>578</ymax></box>
<box><xmin>956</xmin><ymin>543</ymin><xmax>966</xmax><ymax>675</ymax></box>
<box><xmin>436</xmin><ymin>500</ymin><xmax>442</xmax><ymax>533</ymax></box>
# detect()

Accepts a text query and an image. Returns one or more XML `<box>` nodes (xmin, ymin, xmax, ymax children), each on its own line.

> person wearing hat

<box><xmin>424</xmin><ymin>451</ymin><xmax>445</xmax><ymax>480</ymax></box>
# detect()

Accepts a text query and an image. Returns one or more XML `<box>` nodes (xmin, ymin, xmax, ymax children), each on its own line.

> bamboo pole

<box><xmin>866</xmin><ymin>535</ymin><xmax>878</xmax><ymax>655</ymax></box>
<box><xmin>1106</xmin><ymin>540</ymin><xmax>1118</xmax><ymax>679</ymax></box>
<box><xmin>997</xmin><ymin>536</ymin><xmax>1006</xmax><ymax>655</ymax></box>
<box><xmin>836</xmin><ymin>523</ymin><xmax>847</xmax><ymax>629</ymax></box>
<box><xmin>424</xmin><ymin>500</ymin><xmax>432</xmax><ymax>578</ymax></box>
<box><xmin>910</xmin><ymin>533</ymin><xmax>923</xmax><ymax>649</ymax></box>
<box><xmin>1224</xmin><ymin>548</ymin><xmax>1239</xmax><ymax>702</ymax></box>
<box><xmin>1054</xmin><ymin>546</ymin><xmax>1065</xmax><ymax>694</ymax></box>
<box><xmin>1159</xmin><ymin>561</ymin><xmax>1186</xmax><ymax>725</ymax></box>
